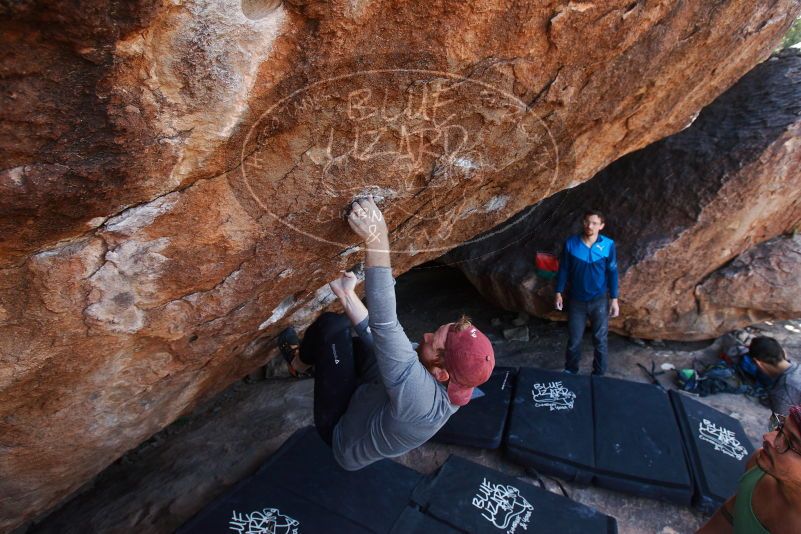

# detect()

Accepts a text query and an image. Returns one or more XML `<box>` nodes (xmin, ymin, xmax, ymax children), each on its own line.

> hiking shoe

<box><xmin>278</xmin><ymin>327</ymin><xmax>312</xmax><ymax>379</ymax></box>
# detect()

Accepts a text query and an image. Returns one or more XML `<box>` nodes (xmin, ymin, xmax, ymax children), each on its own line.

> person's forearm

<box><xmin>365</xmin><ymin>233</ymin><xmax>391</xmax><ymax>268</ymax></box>
<box><xmin>338</xmin><ymin>289</ymin><xmax>368</xmax><ymax>327</ymax></box>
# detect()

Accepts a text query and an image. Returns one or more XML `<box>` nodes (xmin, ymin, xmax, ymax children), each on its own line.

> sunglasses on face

<box><xmin>768</xmin><ymin>413</ymin><xmax>801</xmax><ymax>457</ymax></box>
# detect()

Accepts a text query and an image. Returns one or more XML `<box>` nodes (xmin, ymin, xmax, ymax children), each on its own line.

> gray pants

<box><xmin>565</xmin><ymin>296</ymin><xmax>609</xmax><ymax>375</ymax></box>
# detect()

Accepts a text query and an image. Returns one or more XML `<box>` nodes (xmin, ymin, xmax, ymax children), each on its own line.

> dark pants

<box><xmin>565</xmin><ymin>296</ymin><xmax>609</xmax><ymax>375</ymax></box>
<box><xmin>299</xmin><ymin>312</ymin><xmax>372</xmax><ymax>445</ymax></box>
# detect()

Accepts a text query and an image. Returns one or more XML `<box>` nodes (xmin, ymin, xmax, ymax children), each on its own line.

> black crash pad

<box><xmin>411</xmin><ymin>455</ymin><xmax>618</xmax><ymax>534</ymax></box>
<box><xmin>179</xmin><ymin>427</ymin><xmax>423</xmax><ymax>533</ymax></box>
<box><xmin>592</xmin><ymin>376</ymin><xmax>692</xmax><ymax>505</ymax></box>
<box><xmin>389</xmin><ymin>507</ymin><xmax>463</xmax><ymax>534</ymax></box>
<box><xmin>181</xmin><ymin>483</ymin><xmax>372</xmax><ymax>533</ymax></box>
<box><xmin>504</xmin><ymin>368</ymin><xmax>595</xmax><ymax>482</ymax></box>
<box><xmin>434</xmin><ymin>366</ymin><xmax>517</xmax><ymax>449</ymax></box>
<box><xmin>670</xmin><ymin>390</ymin><xmax>755</xmax><ymax>513</ymax></box>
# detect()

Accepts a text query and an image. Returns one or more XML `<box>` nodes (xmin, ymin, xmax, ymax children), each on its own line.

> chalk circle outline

<box><xmin>240</xmin><ymin>68</ymin><xmax>561</xmax><ymax>255</ymax></box>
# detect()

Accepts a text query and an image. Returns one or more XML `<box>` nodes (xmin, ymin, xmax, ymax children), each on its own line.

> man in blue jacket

<box><xmin>554</xmin><ymin>210</ymin><xmax>619</xmax><ymax>376</ymax></box>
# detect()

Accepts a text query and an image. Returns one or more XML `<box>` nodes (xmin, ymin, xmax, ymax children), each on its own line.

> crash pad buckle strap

<box><xmin>637</xmin><ymin>360</ymin><xmax>666</xmax><ymax>390</ymax></box>
<box><xmin>527</xmin><ymin>465</ymin><xmax>571</xmax><ymax>500</ymax></box>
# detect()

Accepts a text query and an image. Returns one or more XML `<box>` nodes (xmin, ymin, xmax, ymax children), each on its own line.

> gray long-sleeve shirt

<box><xmin>331</xmin><ymin>266</ymin><xmax>458</xmax><ymax>471</ymax></box>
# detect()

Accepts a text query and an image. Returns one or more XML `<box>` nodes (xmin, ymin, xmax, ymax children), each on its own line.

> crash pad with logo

<box><xmin>410</xmin><ymin>455</ymin><xmax>618</xmax><ymax>533</ymax></box>
<box><xmin>178</xmin><ymin>427</ymin><xmax>423</xmax><ymax>533</ymax></box>
<box><xmin>504</xmin><ymin>368</ymin><xmax>595</xmax><ymax>483</ymax></box>
<box><xmin>669</xmin><ymin>390</ymin><xmax>755</xmax><ymax>513</ymax></box>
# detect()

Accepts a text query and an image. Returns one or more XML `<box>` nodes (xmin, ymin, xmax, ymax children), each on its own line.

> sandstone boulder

<box><xmin>2</xmin><ymin>0</ymin><xmax>799</xmax><ymax>530</ymax></box>
<box><xmin>445</xmin><ymin>49</ymin><xmax>801</xmax><ymax>340</ymax></box>
<box><xmin>697</xmin><ymin>233</ymin><xmax>801</xmax><ymax>332</ymax></box>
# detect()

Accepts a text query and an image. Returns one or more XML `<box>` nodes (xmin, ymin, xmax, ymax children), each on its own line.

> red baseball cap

<box><xmin>443</xmin><ymin>325</ymin><xmax>495</xmax><ymax>406</ymax></box>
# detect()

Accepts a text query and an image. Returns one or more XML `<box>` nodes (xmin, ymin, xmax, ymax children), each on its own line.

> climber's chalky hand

<box><xmin>347</xmin><ymin>195</ymin><xmax>388</xmax><ymax>247</ymax></box>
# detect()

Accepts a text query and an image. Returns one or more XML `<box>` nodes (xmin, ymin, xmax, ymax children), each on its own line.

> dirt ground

<box><xmin>21</xmin><ymin>263</ymin><xmax>801</xmax><ymax>534</ymax></box>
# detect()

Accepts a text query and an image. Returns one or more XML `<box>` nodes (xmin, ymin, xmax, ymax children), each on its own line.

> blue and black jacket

<box><xmin>555</xmin><ymin>234</ymin><xmax>619</xmax><ymax>302</ymax></box>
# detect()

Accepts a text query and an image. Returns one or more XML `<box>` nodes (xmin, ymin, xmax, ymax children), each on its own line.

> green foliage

<box><xmin>781</xmin><ymin>16</ymin><xmax>801</xmax><ymax>49</ymax></box>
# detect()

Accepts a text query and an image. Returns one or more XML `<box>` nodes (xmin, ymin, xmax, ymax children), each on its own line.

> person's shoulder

<box><xmin>786</xmin><ymin>361</ymin><xmax>801</xmax><ymax>385</ymax></box>
<box><xmin>599</xmin><ymin>234</ymin><xmax>615</xmax><ymax>245</ymax></box>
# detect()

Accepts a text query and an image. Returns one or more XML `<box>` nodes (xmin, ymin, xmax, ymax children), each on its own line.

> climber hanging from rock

<box><xmin>277</xmin><ymin>195</ymin><xmax>495</xmax><ymax>470</ymax></box>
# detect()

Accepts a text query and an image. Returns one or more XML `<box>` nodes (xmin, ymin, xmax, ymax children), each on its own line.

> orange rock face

<box><xmin>697</xmin><ymin>233</ymin><xmax>801</xmax><ymax>330</ymax></box>
<box><xmin>1</xmin><ymin>0</ymin><xmax>799</xmax><ymax>529</ymax></box>
<box><xmin>446</xmin><ymin>49</ymin><xmax>801</xmax><ymax>341</ymax></box>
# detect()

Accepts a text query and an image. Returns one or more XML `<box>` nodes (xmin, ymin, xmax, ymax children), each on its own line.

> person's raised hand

<box><xmin>329</xmin><ymin>270</ymin><xmax>360</xmax><ymax>299</ymax></box>
<box><xmin>347</xmin><ymin>195</ymin><xmax>388</xmax><ymax>247</ymax></box>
